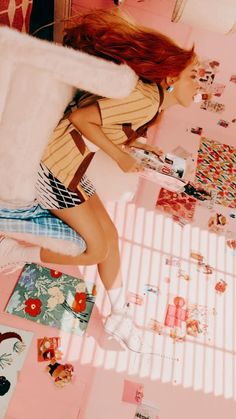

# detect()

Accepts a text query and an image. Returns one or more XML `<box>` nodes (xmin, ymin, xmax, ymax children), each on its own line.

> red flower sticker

<box><xmin>50</xmin><ymin>270</ymin><xmax>62</xmax><ymax>278</ymax></box>
<box><xmin>24</xmin><ymin>298</ymin><xmax>42</xmax><ymax>317</ymax></box>
<box><xmin>72</xmin><ymin>292</ymin><xmax>86</xmax><ymax>313</ymax></box>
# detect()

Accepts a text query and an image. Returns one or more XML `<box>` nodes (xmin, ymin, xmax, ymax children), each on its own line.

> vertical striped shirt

<box><xmin>41</xmin><ymin>79</ymin><xmax>160</xmax><ymax>189</ymax></box>
<box><xmin>98</xmin><ymin>79</ymin><xmax>160</xmax><ymax>144</ymax></box>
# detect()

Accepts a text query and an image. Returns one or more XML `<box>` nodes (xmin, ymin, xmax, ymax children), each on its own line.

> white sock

<box><xmin>0</xmin><ymin>237</ymin><xmax>41</xmax><ymax>266</ymax></box>
<box><xmin>107</xmin><ymin>286</ymin><xmax>127</xmax><ymax>313</ymax></box>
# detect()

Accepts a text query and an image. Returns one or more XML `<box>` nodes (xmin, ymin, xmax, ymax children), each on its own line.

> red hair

<box><xmin>63</xmin><ymin>9</ymin><xmax>195</xmax><ymax>84</ymax></box>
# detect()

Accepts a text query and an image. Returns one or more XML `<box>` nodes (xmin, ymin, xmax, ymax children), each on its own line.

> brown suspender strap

<box><xmin>122</xmin><ymin>83</ymin><xmax>164</xmax><ymax>147</ymax></box>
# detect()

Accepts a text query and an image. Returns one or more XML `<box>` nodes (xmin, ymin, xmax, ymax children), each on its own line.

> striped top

<box><xmin>41</xmin><ymin>79</ymin><xmax>160</xmax><ymax>189</ymax></box>
<box><xmin>98</xmin><ymin>79</ymin><xmax>160</xmax><ymax>144</ymax></box>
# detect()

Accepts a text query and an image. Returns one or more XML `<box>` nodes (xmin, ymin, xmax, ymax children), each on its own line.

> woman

<box><xmin>0</xmin><ymin>9</ymin><xmax>199</xmax><ymax>353</ymax></box>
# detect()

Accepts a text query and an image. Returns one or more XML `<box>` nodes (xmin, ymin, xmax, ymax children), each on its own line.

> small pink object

<box><xmin>122</xmin><ymin>380</ymin><xmax>144</xmax><ymax>405</ymax></box>
<box><xmin>165</xmin><ymin>297</ymin><xmax>187</xmax><ymax>327</ymax></box>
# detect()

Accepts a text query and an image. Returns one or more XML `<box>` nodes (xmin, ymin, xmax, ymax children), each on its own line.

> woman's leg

<box><xmin>42</xmin><ymin>194</ymin><xmax>126</xmax><ymax>309</ymax></box>
<box><xmin>40</xmin><ymin>192</ymin><xmax>126</xmax><ymax>312</ymax></box>
<box><xmin>86</xmin><ymin>193</ymin><xmax>127</xmax><ymax>312</ymax></box>
<box><xmin>40</xmin><ymin>196</ymin><xmax>110</xmax><ymax>265</ymax></box>
<box><xmin>87</xmin><ymin>193</ymin><xmax>122</xmax><ymax>289</ymax></box>
<box><xmin>0</xmin><ymin>196</ymin><xmax>109</xmax><ymax>269</ymax></box>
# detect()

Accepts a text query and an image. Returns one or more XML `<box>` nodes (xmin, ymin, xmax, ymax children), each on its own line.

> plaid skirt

<box><xmin>0</xmin><ymin>204</ymin><xmax>86</xmax><ymax>251</ymax></box>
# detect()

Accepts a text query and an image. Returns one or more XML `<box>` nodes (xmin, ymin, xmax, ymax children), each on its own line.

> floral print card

<box><xmin>5</xmin><ymin>264</ymin><xmax>96</xmax><ymax>336</ymax></box>
<box><xmin>0</xmin><ymin>325</ymin><xmax>33</xmax><ymax>419</ymax></box>
<box><xmin>195</xmin><ymin>138</ymin><xmax>236</xmax><ymax>208</ymax></box>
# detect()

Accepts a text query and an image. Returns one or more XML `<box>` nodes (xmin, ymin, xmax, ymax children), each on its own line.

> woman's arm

<box><xmin>69</xmin><ymin>104</ymin><xmax>143</xmax><ymax>173</ymax></box>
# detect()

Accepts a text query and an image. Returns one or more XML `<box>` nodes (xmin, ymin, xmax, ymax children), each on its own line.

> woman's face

<box><xmin>173</xmin><ymin>58</ymin><xmax>199</xmax><ymax>107</ymax></box>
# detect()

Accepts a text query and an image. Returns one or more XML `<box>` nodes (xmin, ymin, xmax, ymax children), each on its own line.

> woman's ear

<box><xmin>166</xmin><ymin>76</ymin><xmax>178</xmax><ymax>85</ymax></box>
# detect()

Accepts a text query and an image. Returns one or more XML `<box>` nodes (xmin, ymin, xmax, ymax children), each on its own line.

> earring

<box><xmin>166</xmin><ymin>85</ymin><xmax>174</xmax><ymax>93</ymax></box>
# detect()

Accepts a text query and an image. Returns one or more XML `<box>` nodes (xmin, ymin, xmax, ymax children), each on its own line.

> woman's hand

<box><xmin>131</xmin><ymin>141</ymin><xmax>164</xmax><ymax>160</ymax></box>
<box><xmin>148</xmin><ymin>145</ymin><xmax>164</xmax><ymax>159</ymax></box>
<box><xmin>116</xmin><ymin>151</ymin><xmax>144</xmax><ymax>173</ymax></box>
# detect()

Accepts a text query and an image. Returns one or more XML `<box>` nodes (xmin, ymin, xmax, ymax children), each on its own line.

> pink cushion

<box><xmin>0</xmin><ymin>0</ymin><xmax>33</xmax><ymax>32</ymax></box>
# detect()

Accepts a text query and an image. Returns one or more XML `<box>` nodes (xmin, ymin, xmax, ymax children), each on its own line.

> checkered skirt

<box><xmin>0</xmin><ymin>204</ymin><xmax>86</xmax><ymax>251</ymax></box>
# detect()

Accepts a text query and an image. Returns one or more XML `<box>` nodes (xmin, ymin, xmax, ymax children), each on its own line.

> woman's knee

<box><xmin>84</xmin><ymin>234</ymin><xmax>110</xmax><ymax>263</ymax></box>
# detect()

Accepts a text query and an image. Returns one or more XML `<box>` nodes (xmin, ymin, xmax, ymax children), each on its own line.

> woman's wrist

<box><xmin>113</xmin><ymin>147</ymin><xmax>127</xmax><ymax>164</ymax></box>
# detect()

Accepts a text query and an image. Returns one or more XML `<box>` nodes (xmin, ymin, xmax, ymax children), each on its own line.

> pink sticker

<box><xmin>164</xmin><ymin>297</ymin><xmax>187</xmax><ymax>328</ymax></box>
<box><xmin>122</xmin><ymin>380</ymin><xmax>144</xmax><ymax>405</ymax></box>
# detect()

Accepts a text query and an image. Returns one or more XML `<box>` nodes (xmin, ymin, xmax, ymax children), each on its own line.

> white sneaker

<box><xmin>104</xmin><ymin>311</ymin><xmax>152</xmax><ymax>353</ymax></box>
<box><xmin>0</xmin><ymin>236</ymin><xmax>25</xmax><ymax>273</ymax></box>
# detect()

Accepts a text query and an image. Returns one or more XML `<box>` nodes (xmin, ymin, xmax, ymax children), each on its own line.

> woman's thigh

<box><xmin>87</xmin><ymin>194</ymin><xmax>119</xmax><ymax>243</ymax></box>
<box><xmin>50</xmin><ymin>196</ymin><xmax>109</xmax><ymax>260</ymax></box>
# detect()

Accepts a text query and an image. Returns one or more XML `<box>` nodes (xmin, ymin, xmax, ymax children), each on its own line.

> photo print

<box><xmin>5</xmin><ymin>264</ymin><xmax>96</xmax><ymax>336</ymax></box>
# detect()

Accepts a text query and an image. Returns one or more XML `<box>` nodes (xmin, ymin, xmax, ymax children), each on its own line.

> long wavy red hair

<box><xmin>63</xmin><ymin>9</ymin><xmax>195</xmax><ymax>84</ymax></box>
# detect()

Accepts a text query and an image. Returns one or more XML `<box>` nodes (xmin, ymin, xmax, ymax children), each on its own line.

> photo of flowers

<box><xmin>5</xmin><ymin>264</ymin><xmax>96</xmax><ymax>336</ymax></box>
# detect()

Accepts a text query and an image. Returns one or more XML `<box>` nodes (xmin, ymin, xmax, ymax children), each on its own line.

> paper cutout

<box><xmin>5</xmin><ymin>264</ymin><xmax>96</xmax><ymax>335</ymax></box>
<box><xmin>195</xmin><ymin>138</ymin><xmax>236</xmax><ymax>208</ymax></box>
<box><xmin>207</xmin><ymin>213</ymin><xmax>227</xmax><ymax>233</ymax></box>
<box><xmin>122</xmin><ymin>380</ymin><xmax>144</xmax><ymax>405</ymax></box>
<box><xmin>47</xmin><ymin>361</ymin><xmax>74</xmax><ymax>388</ymax></box>
<box><xmin>37</xmin><ymin>337</ymin><xmax>62</xmax><ymax>362</ymax></box>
